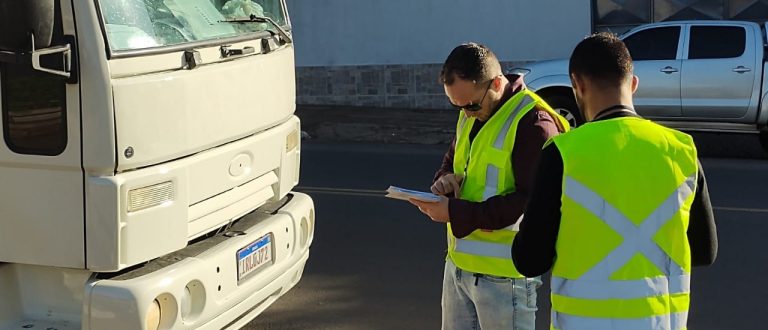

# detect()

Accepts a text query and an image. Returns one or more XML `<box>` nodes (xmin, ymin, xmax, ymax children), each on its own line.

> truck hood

<box><xmin>110</xmin><ymin>47</ymin><xmax>296</xmax><ymax>172</ymax></box>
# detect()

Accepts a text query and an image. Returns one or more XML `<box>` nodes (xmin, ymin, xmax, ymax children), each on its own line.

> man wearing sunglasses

<box><xmin>410</xmin><ymin>43</ymin><xmax>569</xmax><ymax>329</ymax></box>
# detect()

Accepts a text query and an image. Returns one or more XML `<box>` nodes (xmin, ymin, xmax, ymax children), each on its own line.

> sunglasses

<box><xmin>449</xmin><ymin>79</ymin><xmax>494</xmax><ymax>112</ymax></box>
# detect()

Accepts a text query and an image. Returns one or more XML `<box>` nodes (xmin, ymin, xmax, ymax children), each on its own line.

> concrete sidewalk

<box><xmin>296</xmin><ymin>105</ymin><xmax>456</xmax><ymax>145</ymax></box>
<box><xmin>296</xmin><ymin>104</ymin><xmax>767</xmax><ymax>159</ymax></box>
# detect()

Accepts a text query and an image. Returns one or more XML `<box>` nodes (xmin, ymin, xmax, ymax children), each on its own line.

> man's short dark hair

<box><xmin>440</xmin><ymin>42</ymin><xmax>502</xmax><ymax>85</ymax></box>
<box><xmin>569</xmin><ymin>32</ymin><xmax>633</xmax><ymax>87</ymax></box>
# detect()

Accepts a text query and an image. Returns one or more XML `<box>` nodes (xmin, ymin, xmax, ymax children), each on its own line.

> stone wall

<box><xmin>296</xmin><ymin>62</ymin><xmax>526</xmax><ymax>110</ymax></box>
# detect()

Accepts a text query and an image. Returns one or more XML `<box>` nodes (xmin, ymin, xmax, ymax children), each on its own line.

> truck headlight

<box><xmin>147</xmin><ymin>293</ymin><xmax>177</xmax><ymax>328</ymax></box>
<box><xmin>180</xmin><ymin>280</ymin><xmax>205</xmax><ymax>321</ymax></box>
<box><xmin>146</xmin><ymin>299</ymin><xmax>161</xmax><ymax>330</ymax></box>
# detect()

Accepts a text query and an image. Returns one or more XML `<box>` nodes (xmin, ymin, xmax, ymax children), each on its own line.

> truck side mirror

<box><xmin>0</xmin><ymin>0</ymin><xmax>77</xmax><ymax>83</ymax></box>
<box><xmin>0</xmin><ymin>0</ymin><xmax>55</xmax><ymax>50</ymax></box>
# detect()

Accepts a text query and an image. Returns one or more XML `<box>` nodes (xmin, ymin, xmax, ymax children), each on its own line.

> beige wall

<box><xmin>287</xmin><ymin>0</ymin><xmax>592</xmax><ymax>67</ymax></box>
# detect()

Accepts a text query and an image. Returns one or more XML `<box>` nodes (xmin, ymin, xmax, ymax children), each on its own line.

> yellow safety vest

<box><xmin>448</xmin><ymin>89</ymin><xmax>570</xmax><ymax>278</ymax></box>
<box><xmin>550</xmin><ymin>117</ymin><xmax>698</xmax><ymax>330</ymax></box>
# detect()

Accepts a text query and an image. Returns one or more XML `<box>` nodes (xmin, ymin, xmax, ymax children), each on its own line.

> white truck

<box><xmin>0</xmin><ymin>0</ymin><xmax>314</xmax><ymax>329</ymax></box>
<box><xmin>514</xmin><ymin>20</ymin><xmax>768</xmax><ymax>153</ymax></box>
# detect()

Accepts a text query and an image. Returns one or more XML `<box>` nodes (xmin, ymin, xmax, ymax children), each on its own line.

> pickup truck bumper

<box><xmin>85</xmin><ymin>192</ymin><xmax>315</xmax><ymax>329</ymax></box>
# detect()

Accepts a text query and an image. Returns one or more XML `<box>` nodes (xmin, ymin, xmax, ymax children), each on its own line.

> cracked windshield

<box><xmin>99</xmin><ymin>0</ymin><xmax>286</xmax><ymax>51</ymax></box>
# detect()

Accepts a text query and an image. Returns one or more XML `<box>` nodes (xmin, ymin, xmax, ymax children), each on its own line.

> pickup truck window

<box><xmin>688</xmin><ymin>26</ymin><xmax>746</xmax><ymax>59</ymax></box>
<box><xmin>98</xmin><ymin>0</ymin><xmax>287</xmax><ymax>51</ymax></box>
<box><xmin>623</xmin><ymin>26</ymin><xmax>680</xmax><ymax>61</ymax></box>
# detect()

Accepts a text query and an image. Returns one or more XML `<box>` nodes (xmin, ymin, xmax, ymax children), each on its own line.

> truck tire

<box><xmin>541</xmin><ymin>92</ymin><xmax>583</xmax><ymax>128</ymax></box>
<box><xmin>760</xmin><ymin>130</ymin><xmax>768</xmax><ymax>155</ymax></box>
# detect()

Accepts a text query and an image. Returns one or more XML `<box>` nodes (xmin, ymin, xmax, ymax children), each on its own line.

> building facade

<box><xmin>595</xmin><ymin>0</ymin><xmax>768</xmax><ymax>32</ymax></box>
<box><xmin>288</xmin><ymin>0</ymin><xmax>768</xmax><ymax>109</ymax></box>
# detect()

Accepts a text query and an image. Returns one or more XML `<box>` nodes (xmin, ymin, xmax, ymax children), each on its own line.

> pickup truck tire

<box><xmin>760</xmin><ymin>131</ymin><xmax>768</xmax><ymax>154</ymax></box>
<box><xmin>541</xmin><ymin>92</ymin><xmax>583</xmax><ymax>128</ymax></box>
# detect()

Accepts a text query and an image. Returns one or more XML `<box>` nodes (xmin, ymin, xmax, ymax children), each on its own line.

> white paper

<box><xmin>385</xmin><ymin>186</ymin><xmax>441</xmax><ymax>202</ymax></box>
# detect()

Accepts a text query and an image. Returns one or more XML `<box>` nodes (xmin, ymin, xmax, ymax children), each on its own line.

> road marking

<box><xmin>298</xmin><ymin>187</ymin><xmax>768</xmax><ymax>213</ymax></box>
<box><xmin>713</xmin><ymin>206</ymin><xmax>768</xmax><ymax>213</ymax></box>
<box><xmin>296</xmin><ymin>186</ymin><xmax>386</xmax><ymax>198</ymax></box>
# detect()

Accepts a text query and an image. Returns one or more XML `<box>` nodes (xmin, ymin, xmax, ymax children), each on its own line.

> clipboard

<box><xmin>385</xmin><ymin>186</ymin><xmax>441</xmax><ymax>202</ymax></box>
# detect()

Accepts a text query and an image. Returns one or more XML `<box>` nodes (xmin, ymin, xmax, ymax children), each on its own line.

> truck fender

<box><xmin>760</xmin><ymin>91</ymin><xmax>768</xmax><ymax>129</ymax></box>
<box><xmin>526</xmin><ymin>74</ymin><xmax>572</xmax><ymax>92</ymax></box>
<box><xmin>524</xmin><ymin>75</ymin><xmax>583</xmax><ymax>126</ymax></box>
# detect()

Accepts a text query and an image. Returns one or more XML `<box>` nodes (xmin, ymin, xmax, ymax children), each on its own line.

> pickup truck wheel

<box><xmin>542</xmin><ymin>93</ymin><xmax>583</xmax><ymax>128</ymax></box>
<box><xmin>760</xmin><ymin>131</ymin><xmax>768</xmax><ymax>154</ymax></box>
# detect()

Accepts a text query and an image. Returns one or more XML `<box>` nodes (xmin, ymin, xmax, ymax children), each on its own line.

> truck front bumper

<box><xmin>84</xmin><ymin>192</ymin><xmax>315</xmax><ymax>330</ymax></box>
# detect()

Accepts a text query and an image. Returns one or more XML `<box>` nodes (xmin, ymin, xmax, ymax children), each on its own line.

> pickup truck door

<box><xmin>622</xmin><ymin>25</ymin><xmax>683</xmax><ymax>118</ymax></box>
<box><xmin>681</xmin><ymin>25</ymin><xmax>757</xmax><ymax>120</ymax></box>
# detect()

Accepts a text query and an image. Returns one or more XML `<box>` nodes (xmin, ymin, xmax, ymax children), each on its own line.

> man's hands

<box><xmin>410</xmin><ymin>173</ymin><xmax>462</xmax><ymax>223</ymax></box>
<box><xmin>431</xmin><ymin>173</ymin><xmax>463</xmax><ymax>198</ymax></box>
<box><xmin>410</xmin><ymin>196</ymin><xmax>450</xmax><ymax>223</ymax></box>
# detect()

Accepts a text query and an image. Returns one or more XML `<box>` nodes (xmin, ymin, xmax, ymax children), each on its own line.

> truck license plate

<box><xmin>237</xmin><ymin>233</ymin><xmax>274</xmax><ymax>282</ymax></box>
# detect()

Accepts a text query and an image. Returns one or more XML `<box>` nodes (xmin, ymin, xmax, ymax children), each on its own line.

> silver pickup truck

<box><xmin>514</xmin><ymin>20</ymin><xmax>768</xmax><ymax>153</ymax></box>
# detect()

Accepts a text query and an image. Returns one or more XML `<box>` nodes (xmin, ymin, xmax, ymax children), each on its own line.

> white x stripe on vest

<box><xmin>552</xmin><ymin>175</ymin><xmax>696</xmax><ymax>330</ymax></box>
<box><xmin>553</xmin><ymin>310</ymin><xmax>689</xmax><ymax>330</ymax></box>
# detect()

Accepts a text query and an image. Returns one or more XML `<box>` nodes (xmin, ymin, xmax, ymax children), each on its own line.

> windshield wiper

<box><xmin>219</xmin><ymin>15</ymin><xmax>292</xmax><ymax>44</ymax></box>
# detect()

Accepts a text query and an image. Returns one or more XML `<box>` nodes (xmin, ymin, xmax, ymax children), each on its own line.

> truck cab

<box><xmin>0</xmin><ymin>0</ymin><xmax>314</xmax><ymax>328</ymax></box>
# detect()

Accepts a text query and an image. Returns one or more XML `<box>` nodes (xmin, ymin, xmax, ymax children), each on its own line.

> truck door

<box><xmin>681</xmin><ymin>25</ymin><xmax>757</xmax><ymax>120</ymax></box>
<box><xmin>0</xmin><ymin>0</ymin><xmax>84</xmax><ymax>268</ymax></box>
<box><xmin>622</xmin><ymin>25</ymin><xmax>683</xmax><ymax>118</ymax></box>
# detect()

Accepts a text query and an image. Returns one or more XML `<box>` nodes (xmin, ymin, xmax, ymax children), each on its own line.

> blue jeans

<box><xmin>442</xmin><ymin>258</ymin><xmax>541</xmax><ymax>330</ymax></box>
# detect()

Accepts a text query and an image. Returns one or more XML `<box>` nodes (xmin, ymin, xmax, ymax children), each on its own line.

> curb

<box><xmin>296</xmin><ymin>105</ymin><xmax>456</xmax><ymax>145</ymax></box>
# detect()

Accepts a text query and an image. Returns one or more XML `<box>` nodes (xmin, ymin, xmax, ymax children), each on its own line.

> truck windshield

<box><xmin>98</xmin><ymin>0</ymin><xmax>287</xmax><ymax>51</ymax></box>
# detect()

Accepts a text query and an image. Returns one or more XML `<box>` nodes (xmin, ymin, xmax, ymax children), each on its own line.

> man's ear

<box><xmin>570</xmin><ymin>73</ymin><xmax>584</xmax><ymax>94</ymax></box>
<box><xmin>631</xmin><ymin>75</ymin><xmax>639</xmax><ymax>94</ymax></box>
<box><xmin>492</xmin><ymin>75</ymin><xmax>502</xmax><ymax>92</ymax></box>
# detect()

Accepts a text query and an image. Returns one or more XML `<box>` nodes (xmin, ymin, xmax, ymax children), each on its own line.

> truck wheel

<box><xmin>760</xmin><ymin>130</ymin><xmax>768</xmax><ymax>154</ymax></box>
<box><xmin>542</xmin><ymin>93</ymin><xmax>583</xmax><ymax>128</ymax></box>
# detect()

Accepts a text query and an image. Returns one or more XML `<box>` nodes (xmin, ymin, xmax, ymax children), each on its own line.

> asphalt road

<box><xmin>247</xmin><ymin>137</ymin><xmax>768</xmax><ymax>330</ymax></box>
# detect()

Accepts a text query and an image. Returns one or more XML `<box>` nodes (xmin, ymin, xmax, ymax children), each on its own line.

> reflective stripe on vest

<box><xmin>454</xmin><ymin>95</ymin><xmax>536</xmax><ymax>260</ymax></box>
<box><xmin>449</xmin><ymin>91</ymin><xmax>535</xmax><ymax>277</ymax></box>
<box><xmin>453</xmin><ymin>218</ymin><xmax>521</xmax><ymax>259</ymax></box>
<box><xmin>457</xmin><ymin>113</ymin><xmax>469</xmax><ymax>137</ymax></box>
<box><xmin>449</xmin><ymin>89</ymin><xmax>570</xmax><ymax>278</ymax></box>
<box><xmin>461</xmin><ymin>94</ymin><xmax>534</xmax><ymax>202</ymax></box>
<box><xmin>550</xmin><ymin>117</ymin><xmax>697</xmax><ymax>329</ymax></box>
<box><xmin>484</xmin><ymin>94</ymin><xmax>536</xmax><ymax>201</ymax></box>
<box><xmin>482</xmin><ymin>164</ymin><xmax>500</xmax><ymax>201</ymax></box>
<box><xmin>552</xmin><ymin>175</ymin><xmax>695</xmax><ymax>327</ymax></box>
<box><xmin>552</xmin><ymin>310</ymin><xmax>688</xmax><ymax>330</ymax></box>
<box><xmin>557</xmin><ymin>174</ymin><xmax>695</xmax><ymax>281</ymax></box>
